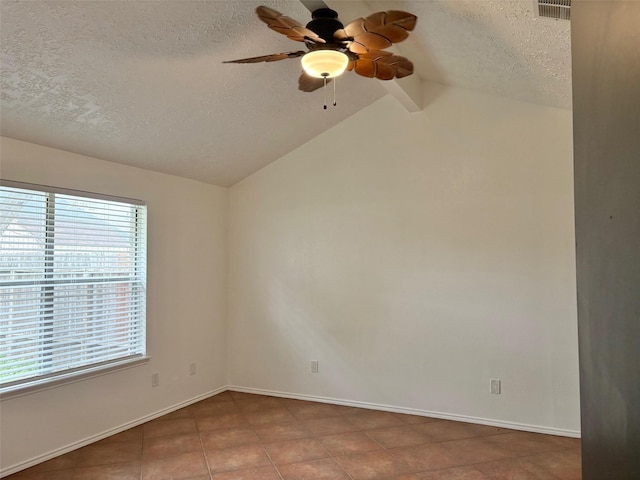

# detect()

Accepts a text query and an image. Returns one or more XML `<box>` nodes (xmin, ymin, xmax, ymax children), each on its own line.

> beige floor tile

<box><xmin>278</xmin><ymin>458</ymin><xmax>351</xmax><ymax>480</ymax></box>
<box><xmin>392</xmin><ymin>443</ymin><xmax>462</xmax><ymax>471</ymax></box>
<box><xmin>243</xmin><ymin>408</ymin><xmax>298</xmax><ymax>426</ymax></box>
<box><xmin>142</xmin><ymin>432</ymin><xmax>202</xmax><ymax>459</ymax></box>
<box><xmin>73</xmin><ymin>461</ymin><xmax>141</xmax><ymax>480</ymax></box>
<box><xmin>286</xmin><ymin>402</ymin><xmax>343</xmax><ymax>420</ymax></box>
<box><xmin>205</xmin><ymin>444</ymin><xmax>271</xmax><ymax>474</ymax></box>
<box><xmin>75</xmin><ymin>441</ymin><xmax>142</xmax><ymax>467</ymax></box>
<box><xmin>263</xmin><ymin>438</ymin><xmax>330</xmax><ymax>465</ymax></box>
<box><xmin>411</xmin><ymin>421</ymin><xmax>505</xmax><ymax>442</ymax></box>
<box><xmin>473</xmin><ymin>456</ymin><xmax>564</xmax><ymax>479</ymax></box>
<box><xmin>438</xmin><ymin>437</ymin><xmax>514</xmax><ymax>464</ymax></box>
<box><xmin>303</xmin><ymin>416</ymin><xmax>361</xmax><ymax>436</ymax></box>
<box><xmin>253</xmin><ymin>421</ymin><xmax>313</xmax><ymax>442</ymax></box>
<box><xmin>190</xmin><ymin>400</ymin><xmax>240</xmax><ymax>418</ymax></box>
<box><xmin>334</xmin><ymin>450</ymin><xmax>413</xmax><ymax>479</ymax></box>
<box><xmin>143</xmin><ymin>418</ymin><xmax>199</xmax><ymax>439</ymax></box>
<box><xmin>201</xmin><ymin>427</ymin><xmax>260</xmax><ymax>450</ymax></box>
<box><xmin>141</xmin><ymin>451</ymin><xmax>209</xmax><ymax>480</ymax></box>
<box><xmin>211</xmin><ymin>465</ymin><xmax>282</xmax><ymax>480</ymax></box>
<box><xmin>207</xmin><ymin>391</ymin><xmax>235</xmax><ymax>402</ymax></box>
<box><xmin>196</xmin><ymin>412</ymin><xmax>250</xmax><ymax>432</ymax></box>
<box><xmin>525</xmin><ymin>449</ymin><xmax>582</xmax><ymax>480</ymax></box>
<box><xmin>417</xmin><ymin>465</ymin><xmax>490</xmax><ymax>479</ymax></box>
<box><xmin>365</xmin><ymin>425</ymin><xmax>433</xmax><ymax>449</ymax></box>
<box><xmin>318</xmin><ymin>432</ymin><xmax>383</xmax><ymax>456</ymax></box>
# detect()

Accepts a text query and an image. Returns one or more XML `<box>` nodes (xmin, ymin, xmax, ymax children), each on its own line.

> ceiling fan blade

<box><xmin>224</xmin><ymin>51</ymin><xmax>306</xmax><ymax>64</ymax></box>
<box><xmin>256</xmin><ymin>6</ymin><xmax>325</xmax><ymax>44</ymax></box>
<box><xmin>335</xmin><ymin>10</ymin><xmax>417</xmax><ymax>54</ymax></box>
<box><xmin>354</xmin><ymin>56</ymin><xmax>376</xmax><ymax>78</ymax></box>
<box><xmin>354</xmin><ymin>51</ymin><xmax>414</xmax><ymax>80</ymax></box>
<box><xmin>298</xmin><ymin>71</ymin><xmax>331</xmax><ymax>92</ymax></box>
<box><xmin>376</xmin><ymin>52</ymin><xmax>414</xmax><ymax>79</ymax></box>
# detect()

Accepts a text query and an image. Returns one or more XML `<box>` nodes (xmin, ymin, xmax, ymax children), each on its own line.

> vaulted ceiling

<box><xmin>0</xmin><ymin>0</ymin><xmax>571</xmax><ymax>187</ymax></box>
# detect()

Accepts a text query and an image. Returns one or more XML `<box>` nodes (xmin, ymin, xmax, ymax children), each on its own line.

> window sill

<box><xmin>0</xmin><ymin>356</ymin><xmax>151</xmax><ymax>400</ymax></box>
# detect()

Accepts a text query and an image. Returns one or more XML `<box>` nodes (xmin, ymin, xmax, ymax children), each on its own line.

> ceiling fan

<box><xmin>224</xmin><ymin>5</ymin><xmax>417</xmax><ymax>107</ymax></box>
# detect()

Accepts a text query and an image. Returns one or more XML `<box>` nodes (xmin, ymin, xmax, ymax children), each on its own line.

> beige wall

<box><xmin>228</xmin><ymin>85</ymin><xmax>580</xmax><ymax>434</ymax></box>
<box><xmin>0</xmin><ymin>137</ymin><xmax>228</xmax><ymax>472</ymax></box>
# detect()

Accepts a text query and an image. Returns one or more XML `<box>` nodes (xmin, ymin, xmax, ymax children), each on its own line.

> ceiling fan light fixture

<box><xmin>301</xmin><ymin>50</ymin><xmax>349</xmax><ymax>78</ymax></box>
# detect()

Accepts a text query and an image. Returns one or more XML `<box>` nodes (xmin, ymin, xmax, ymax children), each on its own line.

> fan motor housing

<box><xmin>306</xmin><ymin>8</ymin><xmax>344</xmax><ymax>43</ymax></box>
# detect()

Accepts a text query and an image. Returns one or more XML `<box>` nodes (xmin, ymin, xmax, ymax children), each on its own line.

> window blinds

<box><xmin>0</xmin><ymin>181</ymin><xmax>146</xmax><ymax>390</ymax></box>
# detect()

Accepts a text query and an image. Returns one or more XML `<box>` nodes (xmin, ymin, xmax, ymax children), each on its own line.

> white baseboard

<box><xmin>228</xmin><ymin>385</ymin><xmax>582</xmax><ymax>439</ymax></box>
<box><xmin>1</xmin><ymin>386</ymin><xmax>228</xmax><ymax>478</ymax></box>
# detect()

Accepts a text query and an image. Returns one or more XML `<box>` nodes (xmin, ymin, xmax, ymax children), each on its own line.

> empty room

<box><xmin>1</xmin><ymin>1</ymin><xmax>638</xmax><ymax>479</ymax></box>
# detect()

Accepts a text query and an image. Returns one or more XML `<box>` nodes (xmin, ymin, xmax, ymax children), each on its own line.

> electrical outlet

<box><xmin>151</xmin><ymin>373</ymin><xmax>160</xmax><ymax>387</ymax></box>
<box><xmin>311</xmin><ymin>360</ymin><xmax>319</xmax><ymax>373</ymax></box>
<box><xmin>190</xmin><ymin>363</ymin><xmax>197</xmax><ymax>376</ymax></box>
<box><xmin>490</xmin><ymin>379</ymin><xmax>501</xmax><ymax>394</ymax></box>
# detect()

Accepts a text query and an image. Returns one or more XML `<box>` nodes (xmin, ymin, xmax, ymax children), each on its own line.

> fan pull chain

<box><xmin>323</xmin><ymin>75</ymin><xmax>328</xmax><ymax>110</ymax></box>
<box><xmin>319</xmin><ymin>74</ymin><xmax>338</xmax><ymax>110</ymax></box>
<box><xmin>333</xmin><ymin>76</ymin><xmax>337</xmax><ymax>106</ymax></box>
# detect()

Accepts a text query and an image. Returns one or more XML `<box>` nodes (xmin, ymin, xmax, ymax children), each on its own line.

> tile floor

<box><xmin>6</xmin><ymin>391</ymin><xmax>581</xmax><ymax>480</ymax></box>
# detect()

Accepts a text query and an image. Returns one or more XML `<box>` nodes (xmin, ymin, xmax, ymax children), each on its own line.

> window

<box><xmin>0</xmin><ymin>181</ymin><xmax>146</xmax><ymax>394</ymax></box>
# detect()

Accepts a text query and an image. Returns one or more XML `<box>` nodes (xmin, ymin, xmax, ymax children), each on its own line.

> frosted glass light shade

<box><xmin>301</xmin><ymin>50</ymin><xmax>349</xmax><ymax>78</ymax></box>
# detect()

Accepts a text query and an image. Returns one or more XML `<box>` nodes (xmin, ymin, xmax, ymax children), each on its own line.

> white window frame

<box><xmin>0</xmin><ymin>180</ymin><xmax>148</xmax><ymax>398</ymax></box>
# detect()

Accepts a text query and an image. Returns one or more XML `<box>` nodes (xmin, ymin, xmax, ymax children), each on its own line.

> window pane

<box><xmin>0</xmin><ymin>184</ymin><xmax>146</xmax><ymax>389</ymax></box>
<box><xmin>0</xmin><ymin>188</ymin><xmax>47</xmax><ymax>383</ymax></box>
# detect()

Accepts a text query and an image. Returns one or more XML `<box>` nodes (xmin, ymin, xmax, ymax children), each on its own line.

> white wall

<box><xmin>0</xmin><ymin>137</ymin><xmax>228</xmax><ymax>472</ymax></box>
<box><xmin>227</xmin><ymin>85</ymin><xmax>580</xmax><ymax>434</ymax></box>
<box><xmin>0</xmin><ymin>83</ymin><xmax>581</xmax><ymax>473</ymax></box>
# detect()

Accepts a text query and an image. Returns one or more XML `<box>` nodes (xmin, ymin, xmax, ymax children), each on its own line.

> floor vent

<box><xmin>535</xmin><ymin>0</ymin><xmax>571</xmax><ymax>20</ymax></box>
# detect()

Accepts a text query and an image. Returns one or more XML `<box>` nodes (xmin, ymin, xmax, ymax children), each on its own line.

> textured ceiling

<box><xmin>0</xmin><ymin>0</ymin><xmax>571</xmax><ymax>187</ymax></box>
<box><xmin>375</xmin><ymin>0</ymin><xmax>572</xmax><ymax>108</ymax></box>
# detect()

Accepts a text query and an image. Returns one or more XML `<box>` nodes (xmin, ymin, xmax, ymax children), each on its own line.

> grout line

<box><xmin>231</xmin><ymin>392</ymin><xmax>284</xmax><ymax>480</ymax></box>
<box><xmin>361</xmin><ymin>428</ymin><xmax>390</xmax><ymax>450</ymax></box>
<box><xmin>196</xmin><ymin>423</ymin><xmax>214</xmax><ymax>480</ymax></box>
<box><xmin>138</xmin><ymin>440</ymin><xmax>143</xmax><ymax>480</ymax></box>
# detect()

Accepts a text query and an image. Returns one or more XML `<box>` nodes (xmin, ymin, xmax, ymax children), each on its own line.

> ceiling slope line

<box><xmin>299</xmin><ymin>0</ymin><xmax>330</xmax><ymax>12</ymax></box>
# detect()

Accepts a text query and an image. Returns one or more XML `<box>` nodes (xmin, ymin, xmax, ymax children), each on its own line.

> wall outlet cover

<box><xmin>490</xmin><ymin>379</ymin><xmax>501</xmax><ymax>394</ymax></box>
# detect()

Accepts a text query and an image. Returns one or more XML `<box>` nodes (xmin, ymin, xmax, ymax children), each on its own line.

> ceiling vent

<box><xmin>535</xmin><ymin>0</ymin><xmax>571</xmax><ymax>20</ymax></box>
